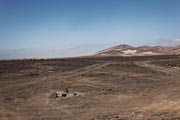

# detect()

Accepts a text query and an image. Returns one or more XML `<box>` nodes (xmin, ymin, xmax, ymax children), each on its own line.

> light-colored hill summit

<box><xmin>95</xmin><ymin>44</ymin><xmax>180</xmax><ymax>56</ymax></box>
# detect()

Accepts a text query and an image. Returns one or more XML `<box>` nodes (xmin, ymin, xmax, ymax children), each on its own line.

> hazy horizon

<box><xmin>1</xmin><ymin>0</ymin><xmax>180</xmax><ymax>59</ymax></box>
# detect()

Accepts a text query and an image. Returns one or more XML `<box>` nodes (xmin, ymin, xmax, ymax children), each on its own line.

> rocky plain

<box><xmin>1</xmin><ymin>45</ymin><xmax>180</xmax><ymax>120</ymax></box>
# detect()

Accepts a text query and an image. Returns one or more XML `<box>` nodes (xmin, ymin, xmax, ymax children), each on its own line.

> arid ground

<box><xmin>1</xmin><ymin>55</ymin><xmax>180</xmax><ymax>120</ymax></box>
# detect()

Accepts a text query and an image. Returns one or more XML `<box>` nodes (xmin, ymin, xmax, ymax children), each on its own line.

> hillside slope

<box><xmin>95</xmin><ymin>44</ymin><xmax>180</xmax><ymax>56</ymax></box>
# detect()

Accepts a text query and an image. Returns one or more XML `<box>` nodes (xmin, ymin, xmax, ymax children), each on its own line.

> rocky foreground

<box><xmin>0</xmin><ymin>55</ymin><xmax>180</xmax><ymax>120</ymax></box>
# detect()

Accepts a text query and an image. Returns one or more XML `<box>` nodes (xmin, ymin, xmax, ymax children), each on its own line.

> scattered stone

<box><xmin>30</xmin><ymin>69</ymin><xmax>40</xmax><ymax>76</ymax></box>
<box><xmin>131</xmin><ymin>112</ymin><xmax>135</xmax><ymax>115</ymax></box>
<box><xmin>135</xmin><ymin>88</ymin><xmax>138</xmax><ymax>91</ymax></box>
<box><xmin>140</xmin><ymin>93</ymin><xmax>146</xmax><ymax>96</ymax></box>
<box><xmin>65</xmin><ymin>88</ymin><xmax>69</xmax><ymax>93</ymax></box>
<box><xmin>61</xmin><ymin>93</ymin><xmax>67</xmax><ymax>97</ymax></box>
<box><xmin>107</xmin><ymin>88</ymin><xmax>113</xmax><ymax>91</ymax></box>
<box><xmin>152</xmin><ymin>112</ymin><xmax>169</xmax><ymax>117</ymax></box>
<box><xmin>49</xmin><ymin>92</ymin><xmax>58</xmax><ymax>99</ymax></box>
<box><xmin>89</xmin><ymin>114</ymin><xmax>123</xmax><ymax>120</ymax></box>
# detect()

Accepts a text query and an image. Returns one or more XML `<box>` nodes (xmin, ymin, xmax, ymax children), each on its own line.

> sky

<box><xmin>0</xmin><ymin>0</ymin><xmax>180</xmax><ymax>59</ymax></box>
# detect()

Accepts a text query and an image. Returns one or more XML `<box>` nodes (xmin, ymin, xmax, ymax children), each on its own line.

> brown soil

<box><xmin>1</xmin><ymin>55</ymin><xmax>180</xmax><ymax>120</ymax></box>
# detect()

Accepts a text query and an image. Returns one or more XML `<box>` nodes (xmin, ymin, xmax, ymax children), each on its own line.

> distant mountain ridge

<box><xmin>95</xmin><ymin>44</ymin><xmax>180</xmax><ymax>56</ymax></box>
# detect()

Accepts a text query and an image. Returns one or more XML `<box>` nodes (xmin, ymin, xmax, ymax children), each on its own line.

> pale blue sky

<box><xmin>0</xmin><ymin>0</ymin><xmax>180</xmax><ymax>58</ymax></box>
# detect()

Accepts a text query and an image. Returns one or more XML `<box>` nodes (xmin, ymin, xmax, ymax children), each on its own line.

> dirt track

<box><xmin>1</xmin><ymin>55</ymin><xmax>180</xmax><ymax>120</ymax></box>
